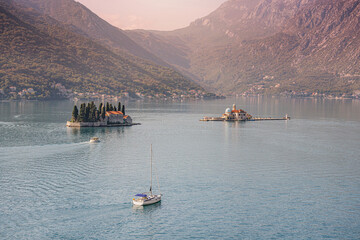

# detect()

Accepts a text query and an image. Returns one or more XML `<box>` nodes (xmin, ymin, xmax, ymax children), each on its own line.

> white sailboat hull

<box><xmin>133</xmin><ymin>194</ymin><xmax>162</xmax><ymax>206</ymax></box>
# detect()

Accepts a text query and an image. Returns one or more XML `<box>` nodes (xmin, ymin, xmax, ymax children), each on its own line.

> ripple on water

<box><xmin>1</xmin><ymin>100</ymin><xmax>360</xmax><ymax>239</ymax></box>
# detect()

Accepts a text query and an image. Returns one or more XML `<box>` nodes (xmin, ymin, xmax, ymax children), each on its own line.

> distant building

<box><xmin>106</xmin><ymin>111</ymin><xmax>124</xmax><ymax>124</ymax></box>
<box><xmin>27</xmin><ymin>88</ymin><xmax>35</xmax><ymax>94</ymax></box>
<box><xmin>18</xmin><ymin>90</ymin><xmax>27</xmax><ymax>97</ymax></box>
<box><xmin>105</xmin><ymin>111</ymin><xmax>133</xmax><ymax>125</ymax></box>
<box><xmin>222</xmin><ymin>104</ymin><xmax>252</xmax><ymax>121</ymax></box>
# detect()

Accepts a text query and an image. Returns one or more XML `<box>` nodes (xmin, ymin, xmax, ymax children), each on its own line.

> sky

<box><xmin>76</xmin><ymin>0</ymin><xmax>227</xmax><ymax>31</ymax></box>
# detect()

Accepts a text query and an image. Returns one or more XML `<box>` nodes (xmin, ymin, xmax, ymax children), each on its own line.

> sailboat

<box><xmin>132</xmin><ymin>144</ymin><xmax>162</xmax><ymax>206</ymax></box>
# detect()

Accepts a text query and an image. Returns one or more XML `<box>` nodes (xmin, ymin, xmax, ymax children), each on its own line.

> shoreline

<box><xmin>1</xmin><ymin>95</ymin><xmax>360</xmax><ymax>102</ymax></box>
<box><xmin>66</xmin><ymin>121</ymin><xmax>140</xmax><ymax>128</ymax></box>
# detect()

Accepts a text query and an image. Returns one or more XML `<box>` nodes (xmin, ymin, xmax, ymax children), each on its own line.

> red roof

<box><xmin>231</xmin><ymin>109</ymin><xmax>245</xmax><ymax>113</ymax></box>
<box><xmin>106</xmin><ymin>111</ymin><xmax>123</xmax><ymax>115</ymax></box>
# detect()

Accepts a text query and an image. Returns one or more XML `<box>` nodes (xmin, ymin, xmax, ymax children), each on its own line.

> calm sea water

<box><xmin>0</xmin><ymin>98</ymin><xmax>359</xmax><ymax>239</ymax></box>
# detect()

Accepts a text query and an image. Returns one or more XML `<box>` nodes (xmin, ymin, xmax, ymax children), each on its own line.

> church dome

<box><xmin>225</xmin><ymin>108</ymin><xmax>231</xmax><ymax>113</ymax></box>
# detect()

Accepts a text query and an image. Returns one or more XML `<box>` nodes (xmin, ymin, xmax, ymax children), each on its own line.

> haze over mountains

<box><xmin>1</xmin><ymin>0</ymin><xmax>359</xmax><ymax>99</ymax></box>
<box><xmin>127</xmin><ymin>0</ymin><xmax>360</xmax><ymax>96</ymax></box>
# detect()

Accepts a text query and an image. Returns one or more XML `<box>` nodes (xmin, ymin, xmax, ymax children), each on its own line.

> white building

<box><xmin>222</xmin><ymin>104</ymin><xmax>251</xmax><ymax>121</ymax></box>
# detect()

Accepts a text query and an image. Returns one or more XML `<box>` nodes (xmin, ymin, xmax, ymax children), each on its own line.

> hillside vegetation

<box><xmin>0</xmin><ymin>0</ymin><xmax>203</xmax><ymax>99</ymax></box>
<box><xmin>13</xmin><ymin>0</ymin><xmax>168</xmax><ymax>66</ymax></box>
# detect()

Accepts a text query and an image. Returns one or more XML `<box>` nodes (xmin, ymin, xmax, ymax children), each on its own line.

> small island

<box><xmin>201</xmin><ymin>104</ymin><xmax>290</xmax><ymax>122</ymax></box>
<box><xmin>66</xmin><ymin>101</ymin><xmax>138</xmax><ymax>127</ymax></box>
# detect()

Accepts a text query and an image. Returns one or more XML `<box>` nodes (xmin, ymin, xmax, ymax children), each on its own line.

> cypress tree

<box><xmin>99</xmin><ymin>103</ymin><xmax>103</xmax><ymax>113</ymax></box>
<box><xmin>95</xmin><ymin>110</ymin><xmax>100</xmax><ymax>122</ymax></box>
<box><xmin>85</xmin><ymin>104</ymin><xmax>90</xmax><ymax>122</ymax></box>
<box><xmin>101</xmin><ymin>106</ymin><xmax>106</xmax><ymax>119</ymax></box>
<box><xmin>88</xmin><ymin>103</ymin><xmax>93</xmax><ymax>122</ymax></box>
<box><xmin>118</xmin><ymin>102</ymin><xmax>121</xmax><ymax>112</ymax></box>
<box><xmin>78</xmin><ymin>103</ymin><xmax>86</xmax><ymax>122</ymax></box>
<box><xmin>106</xmin><ymin>102</ymin><xmax>110</xmax><ymax>111</ymax></box>
<box><xmin>114</xmin><ymin>106</ymin><xmax>117</xmax><ymax>111</ymax></box>
<box><xmin>122</xmin><ymin>105</ymin><xmax>125</xmax><ymax>115</ymax></box>
<box><xmin>89</xmin><ymin>101</ymin><xmax>96</xmax><ymax>122</ymax></box>
<box><xmin>71</xmin><ymin>105</ymin><xmax>78</xmax><ymax>122</ymax></box>
<box><xmin>110</xmin><ymin>104</ymin><xmax>114</xmax><ymax>111</ymax></box>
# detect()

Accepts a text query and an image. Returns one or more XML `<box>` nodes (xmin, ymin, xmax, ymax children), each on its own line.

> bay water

<box><xmin>0</xmin><ymin>98</ymin><xmax>359</xmax><ymax>239</ymax></box>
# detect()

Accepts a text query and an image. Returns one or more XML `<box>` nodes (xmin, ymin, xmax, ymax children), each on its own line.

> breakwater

<box><xmin>200</xmin><ymin>116</ymin><xmax>290</xmax><ymax>122</ymax></box>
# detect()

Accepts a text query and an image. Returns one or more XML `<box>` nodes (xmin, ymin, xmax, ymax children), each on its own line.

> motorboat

<box><xmin>89</xmin><ymin>137</ymin><xmax>100</xmax><ymax>143</ymax></box>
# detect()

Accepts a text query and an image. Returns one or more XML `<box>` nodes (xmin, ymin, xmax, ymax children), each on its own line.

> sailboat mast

<box><xmin>150</xmin><ymin>144</ymin><xmax>152</xmax><ymax>195</ymax></box>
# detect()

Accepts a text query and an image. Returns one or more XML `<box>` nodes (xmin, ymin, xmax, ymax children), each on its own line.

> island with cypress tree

<box><xmin>66</xmin><ymin>101</ymin><xmax>138</xmax><ymax>127</ymax></box>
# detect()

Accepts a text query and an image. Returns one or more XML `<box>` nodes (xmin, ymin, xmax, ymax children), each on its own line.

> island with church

<box><xmin>200</xmin><ymin>104</ymin><xmax>290</xmax><ymax>122</ymax></box>
<box><xmin>66</xmin><ymin>101</ymin><xmax>139</xmax><ymax>127</ymax></box>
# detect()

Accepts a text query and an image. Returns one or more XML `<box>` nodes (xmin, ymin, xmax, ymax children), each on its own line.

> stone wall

<box><xmin>66</xmin><ymin>121</ymin><xmax>107</xmax><ymax>127</ymax></box>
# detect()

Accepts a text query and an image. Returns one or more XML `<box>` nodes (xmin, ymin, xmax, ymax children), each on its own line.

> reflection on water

<box><xmin>66</xmin><ymin>126</ymin><xmax>125</xmax><ymax>138</ymax></box>
<box><xmin>132</xmin><ymin>202</ymin><xmax>162</xmax><ymax>213</ymax></box>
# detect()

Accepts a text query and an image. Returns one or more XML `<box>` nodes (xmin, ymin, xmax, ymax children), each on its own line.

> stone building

<box><xmin>222</xmin><ymin>104</ymin><xmax>251</xmax><ymax>121</ymax></box>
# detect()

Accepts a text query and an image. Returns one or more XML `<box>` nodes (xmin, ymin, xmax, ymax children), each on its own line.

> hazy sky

<box><xmin>76</xmin><ymin>0</ymin><xmax>227</xmax><ymax>31</ymax></box>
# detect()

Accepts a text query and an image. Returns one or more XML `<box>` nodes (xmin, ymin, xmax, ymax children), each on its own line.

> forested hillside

<box><xmin>0</xmin><ymin>0</ymin><xmax>204</xmax><ymax>99</ymax></box>
<box><xmin>13</xmin><ymin>0</ymin><xmax>168</xmax><ymax>66</ymax></box>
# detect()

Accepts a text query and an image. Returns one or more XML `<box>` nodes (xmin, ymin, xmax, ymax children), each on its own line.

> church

<box><xmin>222</xmin><ymin>104</ymin><xmax>252</xmax><ymax>121</ymax></box>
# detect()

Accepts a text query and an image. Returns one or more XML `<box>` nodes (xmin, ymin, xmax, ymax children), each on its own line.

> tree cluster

<box><xmin>71</xmin><ymin>101</ymin><xmax>125</xmax><ymax>122</ymax></box>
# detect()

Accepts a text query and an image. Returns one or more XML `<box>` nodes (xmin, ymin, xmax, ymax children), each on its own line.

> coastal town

<box><xmin>0</xmin><ymin>83</ymin><xmax>223</xmax><ymax>101</ymax></box>
<box><xmin>240</xmin><ymin>82</ymin><xmax>360</xmax><ymax>99</ymax></box>
<box><xmin>1</xmin><ymin>83</ymin><xmax>360</xmax><ymax>101</ymax></box>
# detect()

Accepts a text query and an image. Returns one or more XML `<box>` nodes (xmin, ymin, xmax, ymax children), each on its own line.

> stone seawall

<box><xmin>66</xmin><ymin>121</ymin><xmax>106</xmax><ymax>127</ymax></box>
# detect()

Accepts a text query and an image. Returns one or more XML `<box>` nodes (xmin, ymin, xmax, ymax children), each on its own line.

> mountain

<box><xmin>126</xmin><ymin>0</ymin><xmax>316</xmax><ymax>91</ymax></box>
<box><xmin>127</xmin><ymin>0</ymin><xmax>360</xmax><ymax>96</ymax></box>
<box><xmin>127</xmin><ymin>0</ymin><xmax>314</xmax><ymax>66</ymax></box>
<box><xmin>213</xmin><ymin>0</ymin><xmax>360</xmax><ymax>95</ymax></box>
<box><xmin>2</xmin><ymin>0</ymin><xmax>359</xmax><ymax>98</ymax></box>
<box><xmin>12</xmin><ymin>0</ymin><xmax>168</xmax><ymax>67</ymax></box>
<box><xmin>0</xmin><ymin>0</ymin><xmax>204</xmax><ymax>99</ymax></box>
<box><xmin>184</xmin><ymin>0</ymin><xmax>314</xmax><ymax>41</ymax></box>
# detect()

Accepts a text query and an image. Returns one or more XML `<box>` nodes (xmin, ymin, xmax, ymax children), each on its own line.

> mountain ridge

<box><xmin>126</xmin><ymin>0</ymin><xmax>360</xmax><ymax>96</ymax></box>
<box><xmin>0</xmin><ymin>0</ymin><xmax>205</xmax><ymax>100</ymax></box>
<box><xmin>12</xmin><ymin>0</ymin><xmax>169</xmax><ymax>67</ymax></box>
<box><xmin>2</xmin><ymin>0</ymin><xmax>359</xmax><ymax>98</ymax></box>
